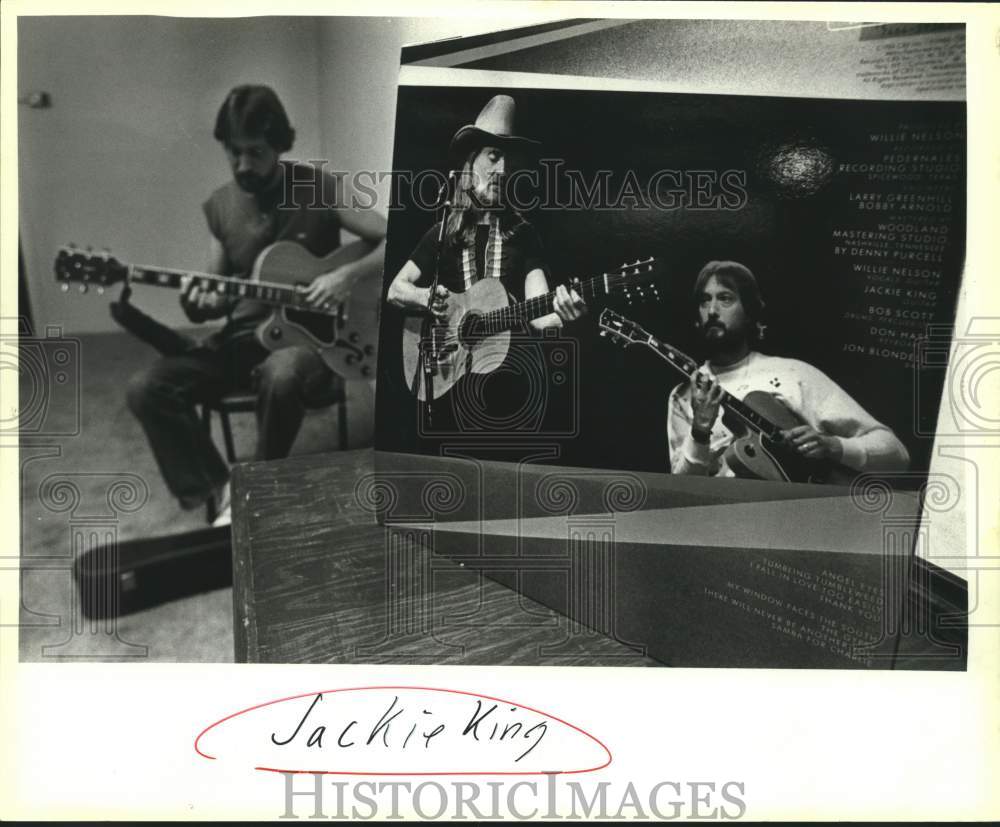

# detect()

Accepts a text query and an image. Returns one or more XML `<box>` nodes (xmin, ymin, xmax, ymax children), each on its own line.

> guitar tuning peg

<box><xmin>68</xmin><ymin>242</ymin><xmax>77</xmax><ymax>250</ymax></box>
<box><xmin>78</xmin><ymin>284</ymin><xmax>88</xmax><ymax>294</ymax></box>
<box><xmin>85</xmin><ymin>245</ymin><xmax>93</xmax><ymax>252</ymax></box>
<box><xmin>60</xmin><ymin>283</ymin><xmax>69</xmax><ymax>293</ymax></box>
<box><xmin>96</xmin><ymin>286</ymin><xmax>105</xmax><ymax>295</ymax></box>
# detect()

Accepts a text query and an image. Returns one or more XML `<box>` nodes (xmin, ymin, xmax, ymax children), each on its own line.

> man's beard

<box><xmin>235</xmin><ymin>170</ymin><xmax>276</xmax><ymax>194</ymax></box>
<box><xmin>468</xmin><ymin>181</ymin><xmax>503</xmax><ymax>210</ymax></box>
<box><xmin>700</xmin><ymin>321</ymin><xmax>741</xmax><ymax>354</ymax></box>
<box><xmin>463</xmin><ymin>170</ymin><xmax>508</xmax><ymax>210</ymax></box>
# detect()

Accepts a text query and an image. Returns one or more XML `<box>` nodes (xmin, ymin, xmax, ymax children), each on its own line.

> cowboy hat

<box><xmin>448</xmin><ymin>94</ymin><xmax>540</xmax><ymax>166</ymax></box>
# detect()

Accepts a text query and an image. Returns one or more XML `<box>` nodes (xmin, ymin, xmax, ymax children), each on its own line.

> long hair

<box><xmin>444</xmin><ymin>150</ymin><xmax>525</xmax><ymax>250</ymax></box>
<box><xmin>213</xmin><ymin>85</ymin><xmax>296</xmax><ymax>153</ymax></box>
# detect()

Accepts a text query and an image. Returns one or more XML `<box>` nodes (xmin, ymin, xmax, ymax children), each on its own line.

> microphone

<box><xmin>437</xmin><ymin>170</ymin><xmax>457</xmax><ymax>207</ymax></box>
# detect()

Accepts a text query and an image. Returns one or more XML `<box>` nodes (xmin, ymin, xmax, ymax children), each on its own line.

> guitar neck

<box><xmin>127</xmin><ymin>265</ymin><xmax>313</xmax><ymax>310</ymax></box>
<box><xmin>478</xmin><ymin>270</ymin><xmax>633</xmax><ymax>334</ymax></box>
<box><xmin>641</xmin><ymin>336</ymin><xmax>782</xmax><ymax>439</ymax></box>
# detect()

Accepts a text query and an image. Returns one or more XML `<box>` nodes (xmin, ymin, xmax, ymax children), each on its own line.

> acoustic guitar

<box><xmin>53</xmin><ymin>240</ymin><xmax>380</xmax><ymax>381</ymax></box>
<box><xmin>402</xmin><ymin>257</ymin><xmax>658</xmax><ymax>401</ymax></box>
<box><xmin>598</xmin><ymin>308</ymin><xmax>850</xmax><ymax>484</ymax></box>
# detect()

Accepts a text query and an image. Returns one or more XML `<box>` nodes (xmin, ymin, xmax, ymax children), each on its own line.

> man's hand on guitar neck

<box><xmin>551</xmin><ymin>283</ymin><xmax>586</xmax><ymax>323</ymax></box>
<box><xmin>180</xmin><ymin>275</ymin><xmax>236</xmax><ymax>323</ymax></box>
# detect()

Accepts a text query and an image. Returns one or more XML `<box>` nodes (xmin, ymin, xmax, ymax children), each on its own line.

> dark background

<box><xmin>375</xmin><ymin>84</ymin><xmax>966</xmax><ymax>477</ymax></box>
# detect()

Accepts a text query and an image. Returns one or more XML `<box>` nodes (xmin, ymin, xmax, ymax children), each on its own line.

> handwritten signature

<box><xmin>270</xmin><ymin>693</ymin><xmax>548</xmax><ymax>763</ymax></box>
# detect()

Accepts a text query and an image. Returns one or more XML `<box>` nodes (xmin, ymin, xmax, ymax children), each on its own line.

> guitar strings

<box><xmin>477</xmin><ymin>265</ymin><xmax>650</xmax><ymax>331</ymax></box>
<box><xmin>130</xmin><ymin>263</ymin><xmax>321</xmax><ymax>308</ymax></box>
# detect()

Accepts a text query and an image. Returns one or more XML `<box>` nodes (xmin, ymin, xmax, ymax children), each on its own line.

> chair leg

<box><xmin>337</xmin><ymin>399</ymin><xmax>349</xmax><ymax>450</ymax></box>
<box><xmin>201</xmin><ymin>405</ymin><xmax>217</xmax><ymax>523</ymax></box>
<box><xmin>220</xmin><ymin>409</ymin><xmax>238</xmax><ymax>464</ymax></box>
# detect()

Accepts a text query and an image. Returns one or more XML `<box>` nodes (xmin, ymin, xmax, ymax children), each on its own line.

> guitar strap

<box><xmin>109</xmin><ymin>285</ymin><xmax>197</xmax><ymax>356</ymax></box>
<box><xmin>460</xmin><ymin>213</ymin><xmax>503</xmax><ymax>288</ymax></box>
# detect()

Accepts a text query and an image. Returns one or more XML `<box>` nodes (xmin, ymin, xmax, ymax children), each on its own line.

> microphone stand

<box><xmin>421</xmin><ymin>170</ymin><xmax>456</xmax><ymax>426</ymax></box>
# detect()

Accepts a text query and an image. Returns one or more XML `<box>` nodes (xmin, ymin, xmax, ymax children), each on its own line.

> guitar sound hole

<box><xmin>459</xmin><ymin>313</ymin><xmax>486</xmax><ymax>347</ymax></box>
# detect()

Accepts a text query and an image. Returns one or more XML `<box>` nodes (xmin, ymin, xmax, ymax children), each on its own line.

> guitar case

<box><xmin>75</xmin><ymin>291</ymin><xmax>233</xmax><ymax>618</ymax></box>
<box><xmin>73</xmin><ymin>526</ymin><xmax>232</xmax><ymax>619</ymax></box>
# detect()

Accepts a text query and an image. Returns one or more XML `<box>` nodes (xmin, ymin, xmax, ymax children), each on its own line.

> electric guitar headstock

<box><xmin>608</xmin><ymin>257</ymin><xmax>659</xmax><ymax>306</ymax></box>
<box><xmin>598</xmin><ymin>308</ymin><xmax>653</xmax><ymax>348</ymax></box>
<box><xmin>54</xmin><ymin>245</ymin><xmax>129</xmax><ymax>294</ymax></box>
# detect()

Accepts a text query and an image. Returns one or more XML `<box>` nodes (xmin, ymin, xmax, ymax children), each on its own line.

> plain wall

<box><xmin>18</xmin><ymin>16</ymin><xmax>325</xmax><ymax>335</ymax></box>
<box><xmin>314</xmin><ymin>16</ymin><xmax>517</xmax><ymax>209</ymax></box>
<box><xmin>18</xmin><ymin>15</ymin><xmax>529</xmax><ymax>335</ymax></box>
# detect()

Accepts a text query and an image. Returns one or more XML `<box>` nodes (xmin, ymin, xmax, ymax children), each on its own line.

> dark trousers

<box><xmin>126</xmin><ymin>335</ymin><xmax>336</xmax><ymax>509</ymax></box>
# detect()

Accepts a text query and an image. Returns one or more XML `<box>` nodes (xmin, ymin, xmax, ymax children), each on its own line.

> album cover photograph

<box><xmin>372</xmin><ymin>24</ymin><xmax>968</xmax><ymax>671</ymax></box>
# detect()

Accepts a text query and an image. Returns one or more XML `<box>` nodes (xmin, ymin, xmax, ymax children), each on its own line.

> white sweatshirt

<box><xmin>666</xmin><ymin>351</ymin><xmax>910</xmax><ymax>477</ymax></box>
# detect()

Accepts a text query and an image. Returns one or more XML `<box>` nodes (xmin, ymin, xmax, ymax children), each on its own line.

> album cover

<box><xmin>373</xmin><ymin>20</ymin><xmax>968</xmax><ymax>671</ymax></box>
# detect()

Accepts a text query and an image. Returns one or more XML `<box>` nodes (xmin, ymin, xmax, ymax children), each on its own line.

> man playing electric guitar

<box><xmin>126</xmin><ymin>85</ymin><xmax>386</xmax><ymax>525</ymax></box>
<box><xmin>667</xmin><ymin>260</ymin><xmax>910</xmax><ymax>480</ymax></box>
<box><xmin>387</xmin><ymin>94</ymin><xmax>585</xmax><ymax>432</ymax></box>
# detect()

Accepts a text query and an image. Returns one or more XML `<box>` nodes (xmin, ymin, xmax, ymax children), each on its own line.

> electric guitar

<box><xmin>598</xmin><ymin>308</ymin><xmax>851</xmax><ymax>484</ymax></box>
<box><xmin>53</xmin><ymin>240</ymin><xmax>380</xmax><ymax>381</ymax></box>
<box><xmin>402</xmin><ymin>257</ymin><xmax>658</xmax><ymax>401</ymax></box>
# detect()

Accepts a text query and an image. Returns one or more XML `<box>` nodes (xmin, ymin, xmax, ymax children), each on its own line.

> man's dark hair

<box><xmin>692</xmin><ymin>260</ymin><xmax>765</xmax><ymax>325</ymax></box>
<box><xmin>213</xmin><ymin>85</ymin><xmax>295</xmax><ymax>153</ymax></box>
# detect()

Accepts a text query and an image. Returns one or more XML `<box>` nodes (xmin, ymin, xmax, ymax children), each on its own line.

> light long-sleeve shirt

<box><xmin>666</xmin><ymin>352</ymin><xmax>910</xmax><ymax>477</ymax></box>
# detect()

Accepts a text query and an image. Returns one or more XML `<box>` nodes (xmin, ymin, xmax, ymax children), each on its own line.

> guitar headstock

<box><xmin>54</xmin><ymin>245</ymin><xmax>128</xmax><ymax>294</ymax></box>
<box><xmin>598</xmin><ymin>308</ymin><xmax>651</xmax><ymax>349</ymax></box>
<box><xmin>610</xmin><ymin>257</ymin><xmax>659</xmax><ymax>306</ymax></box>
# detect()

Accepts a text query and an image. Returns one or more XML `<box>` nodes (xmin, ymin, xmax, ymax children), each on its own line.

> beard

<box><xmin>467</xmin><ymin>179</ymin><xmax>503</xmax><ymax>210</ymax></box>
<box><xmin>700</xmin><ymin>321</ymin><xmax>744</xmax><ymax>354</ymax></box>
<box><xmin>235</xmin><ymin>172</ymin><xmax>269</xmax><ymax>193</ymax></box>
<box><xmin>235</xmin><ymin>163</ymin><xmax>281</xmax><ymax>194</ymax></box>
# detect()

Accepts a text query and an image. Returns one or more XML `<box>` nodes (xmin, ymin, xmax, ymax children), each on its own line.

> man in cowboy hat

<box><xmin>387</xmin><ymin>94</ymin><xmax>585</xmax><ymax>435</ymax></box>
<box><xmin>388</xmin><ymin>93</ymin><xmax>583</xmax><ymax>328</ymax></box>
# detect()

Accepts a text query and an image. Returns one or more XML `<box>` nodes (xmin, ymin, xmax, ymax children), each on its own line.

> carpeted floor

<box><xmin>18</xmin><ymin>329</ymin><xmax>373</xmax><ymax>662</ymax></box>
